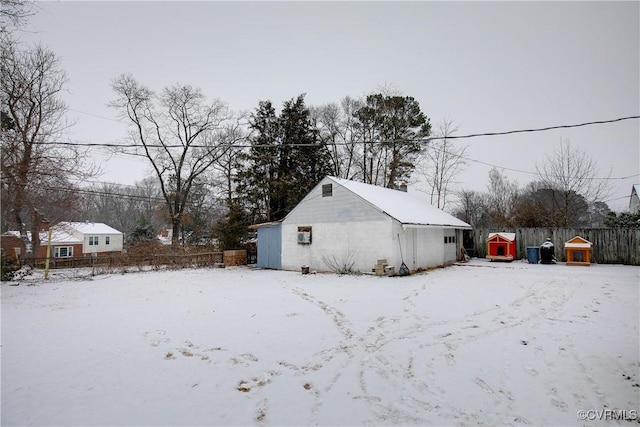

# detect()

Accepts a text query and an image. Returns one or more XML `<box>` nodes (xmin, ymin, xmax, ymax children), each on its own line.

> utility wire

<box><xmin>10</xmin><ymin>115</ymin><xmax>640</xmax><ymax>149</ymax></box>
<box><xmin>428</xmin><ymin>143</ymin><xmax>639</xmax><ymax>180</ymax></box>
<box><xmin>446</xmin><ymin>115</ymin><xmax>640</xmax><ymax>140</ymax></box>
<box><xmin>6</xmin><ymin>115</ymin><xmax>638</xmax><ymax>184</ymax></box>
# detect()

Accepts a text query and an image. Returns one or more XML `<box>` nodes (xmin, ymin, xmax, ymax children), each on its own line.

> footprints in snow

<box><xmin>143</xmin><ymin>329</ymin><xmax>242</xmax><ymax>364</ymax></box>
<box><xmin>143</xmin><ymin>329</ymin><xmax>169</xmax><ymax>347</ymax></box>
<box><xmin>236</xmin><ymin>370</ymin><xmax>280</xmax><ymax>393</ymax></box>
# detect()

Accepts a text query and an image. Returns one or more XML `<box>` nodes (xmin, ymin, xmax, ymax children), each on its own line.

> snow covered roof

<box><xmin>564</xmin><ymin>236</ymin><xmax>592</xmax><ymax>248</ymax></box>
<box><xmin>58</xmin><ymin>222</ymin><xmax>122</xmax><ymax>235</ymax></box>
<box><xmin>487</xmin><ymin>232</ymin><xmax>516</xmax><ymax>242</ymax></box>
<box><xmin>41</xmin><ymin>229</ymin><xmax>82</xmax><ymax>244</ymax></box>
<box><xmin>327</xmin><ymin>177</ymin><xmax>471</xmax><ymax>228</ymax></box>
<box><xmin>2</xmin><ymin>229</ymin><xmax>81</xmax><ymax>244</ymax></box>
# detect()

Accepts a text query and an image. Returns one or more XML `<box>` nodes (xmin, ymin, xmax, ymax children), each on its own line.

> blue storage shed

<box><xmin>251</xmin><ymin>222</ymin><xmax>282</xmax><ymax>269</ymax></box>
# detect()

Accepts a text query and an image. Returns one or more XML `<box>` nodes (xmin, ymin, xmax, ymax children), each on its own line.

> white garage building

<box><xmin>280</xmin><ymin>176</ymin><xmax>471</xmax><ymax>273</ymax></box>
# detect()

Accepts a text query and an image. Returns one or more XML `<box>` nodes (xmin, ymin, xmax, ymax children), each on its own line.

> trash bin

<box><xmin>526</xmin><ymin>247</ymin><xmax>539</xmax><ymax>264</ymax></box>
<box><xmin>540</xmin><ymin>239</ymin><xmax>556</xmax><ymax>264</ymax></box>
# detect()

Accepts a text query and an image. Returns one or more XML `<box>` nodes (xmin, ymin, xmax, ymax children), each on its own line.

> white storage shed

<box><xmin>280</xmin><ymin>176</ymin><xmax>471</xmax><ymax>273</ymax></box>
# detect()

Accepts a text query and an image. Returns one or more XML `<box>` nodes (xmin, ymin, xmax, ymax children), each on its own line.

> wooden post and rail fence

<box><xmin>32</xmin><ymin>251</ymin><xmax>226</xmax><ymax>270</ymax></box>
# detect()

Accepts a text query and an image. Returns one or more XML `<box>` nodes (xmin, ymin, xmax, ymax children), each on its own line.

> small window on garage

<box><xmin>322</xmin><ymin>184</ymin><xmax>332</xmax><ymax>197</ymax></box>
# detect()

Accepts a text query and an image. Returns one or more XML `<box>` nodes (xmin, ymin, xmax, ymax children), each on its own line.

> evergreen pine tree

<box><xmin>354</xmin><ymin>94</ymin><xmax>431</xmax><ymax>188</ymax></box>
<box><xmin>236</xmin><ymin>101</ymin><xmax>281</xmax><ymax>222</ymax></box>
<box><xmin>279</xmin><ymin>95</ymin><xmax>332</xmax><ymax>217</ymax></box>
<box><xmin>128</xmin><ymin>215</ymin><xmax>156</xmax><ymax>243</ymax></box>
<box><xmin>236</xmin><ymin>95</ymin><xmax>332</xmax><ymax>222</ymax></box>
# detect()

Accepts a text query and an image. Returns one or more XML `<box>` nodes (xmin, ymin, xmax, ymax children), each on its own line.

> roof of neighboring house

<box><xmin>58</xmin><ymin>222</ymin><xmax>123</xmax><ymax>235</ymax></box>
<box><xmin>487</xmin><ymin>232</ymin><xmax>516</xmax><ymax>242</ymax></box>
<box><xmin>633</xmin><ymin>184</ymin><xmax>640</xmax><ymax>198</ymax></box>
<box><xmin>2</xmin><ymin>230</ymin><xmax>82</xmax><ymax>244</ymax></box>
<box><xmin>327</xmin><ymin>177</ymin><xmax>471</xmax><ymax>228</ymax></box>
<box><xmin>42</xmin><ymin>228</ymin><xmax>83</xmax><ymax>244</ymax></box>
<box><xmin>1</xmin><ymin>231</ymin><xmax>21</xmax><ymax>238</ymax></box>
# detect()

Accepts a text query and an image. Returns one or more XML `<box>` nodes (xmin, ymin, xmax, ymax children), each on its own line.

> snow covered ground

<box><xmin>2</xmin><ymin>260</ymin><xmax>639</xmax><ymax>426</ymax></box>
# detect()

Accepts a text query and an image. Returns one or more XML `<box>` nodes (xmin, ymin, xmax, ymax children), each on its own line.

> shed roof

<box><xmin>486</xmin><ymin>232</ymin><xmax>516</xmax><ymax>242</ymax></box>
<box><xmin>326</xmin><ymin>177</ymin><xmax>471</xmax><ymax>228</ymax></box>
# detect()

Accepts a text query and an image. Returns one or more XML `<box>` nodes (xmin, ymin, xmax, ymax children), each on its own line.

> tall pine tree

<box><xmin>354</xmin><ymin>94</ymin><xmax>431</xmax><ymax>188</ymax></box>
<box><xmin>237</xmin><ymin>95</ymin><xmax>331</xmax><ymax>222</ymax></box>
<box><xmin>236</xmin><ymin>100</ymin><xmax>281</xmax><ymax>222</ymax></box>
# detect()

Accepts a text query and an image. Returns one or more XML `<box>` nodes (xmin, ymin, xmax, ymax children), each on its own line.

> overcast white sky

<box><xmin>21</xmin><ymin>1</ymin><xmax>640</xmax><ymax>211</ymax></box>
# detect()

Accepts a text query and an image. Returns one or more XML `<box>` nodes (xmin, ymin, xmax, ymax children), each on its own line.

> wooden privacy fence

<box><xmin>470</xmin><ymin>228</ymin><xmax>640</xmax><ymax>266</ymax></box>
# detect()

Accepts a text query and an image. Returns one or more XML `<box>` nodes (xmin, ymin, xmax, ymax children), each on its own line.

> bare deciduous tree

<box><xmin>76</xmin><ymin>180</ymin><xmax>165</xmax><ymax>235</ymax></box>
<box><xmin>209</xmin><ymin>116</ymin><xmax>250</xmax><ymax>207</ymax></box>
<box><xmin>486</xmin><ymin>167</ymin><xmax>519</xmax><ymax>228</ymax></box>
<box><xmin>453</xmin><ymin>189</ymin><xmax>491</xmax><ymax>229</ymax></box>
<box><xmin>1</xmin><ymin>36</ymin><xmax>96</xmax><ymax>261</ymax></box>
<box><xmin>311</xmin><ymin>96</ymin><xmax>362</xmax><ymax>180</ymax></box>
<box><xmin>418</xmin><ymin>118</ymin><xmax>467</xmax><ymax>209</ymax></box>
<box><xmin>110</xmin><ymin>74</ymin><xmax>233</xmax><ymax>249</ymax></box>
<box><xmin>0</xmin><ymin>0</ymin><xmax>33</xmax><ymax>30</ymax></box>
<box><xmin>535</xmin><ymin>138</ymin><xmax>611</xmax><ymax>227</ymax></box>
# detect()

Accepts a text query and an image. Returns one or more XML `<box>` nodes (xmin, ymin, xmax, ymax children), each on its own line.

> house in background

<box><xmin>0</xmin><ymin>231</ymin><xmax>25</xmax><ymax>262</ymax></box>
<box><xmin>630</xmin><ymin>184</ymin><xmax>640</xmax><ymax>213</ymax></box>
<box><xmin>1</xmin><ymin>221</ymin><xmax>123</xmax><ymax>261</ymax></box>
<box><xmin>47</xmin><ymin>222</ymin><xmax>124</xmax><ymax>258</ymax></box>
<box><xmin>270</xmin><ymin>176</ymin><xmax>471</xmax><ymax>273</ymax></box>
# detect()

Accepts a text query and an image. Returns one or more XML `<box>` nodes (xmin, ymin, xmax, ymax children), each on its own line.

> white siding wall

<box><xmin>282</xmin><ymin>177</ymin><xmax>462</xmax><ymax>272</ymax></box>
<box><xmin>394</xmin><ymin>224</ymin><xmax>450</xmax><ymax>270</ymax></box>
<box><xmin>81</xmin><ymin>234</ymin><xmax>124</xmax><ymax>254</ymax></box>
<box><xmin>285</xmin><ymin>179</ymin><xmax>389</xmax><ymax>224</ymax></box>
<box><xmin>281</xmin><ymin>220</ymin><xmax>394</xmax><ymax>273</ymax></box>
<box><xmin>282</xmin><ymin>222</ymin><xmax>459</xmax><ymax>273</ymax></box>
<box><xmin>283</xmin><ymin>178</ymin><xmax>396</xmax><ymax>272</ymax></box>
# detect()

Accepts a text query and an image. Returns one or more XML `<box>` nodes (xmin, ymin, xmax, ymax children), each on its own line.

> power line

<box><xmin>448</xmin><ymin>151</ymin><xmax>638</xmax><ymax>181</ymax></box>
<box><xmin>446</xmin><ymin>115</ymin><xmax>640</xmax><ymax>140</ymax></box>
<box><xmin>6</xmin><ymin>115</ymin><xmax>638</xmax><ymax>183</ymax></box>
<box><xmin>68</xmin><ymin>108</ymin><xmax>126</xmax><ymax>124</ymax></box>
<box><xmin>419</xmin><ymin>133</ymin><xmax>639</xmax><ymax>181</ymax></box>
<box><xmin>12</xmin><ymin>114</ymin><xmax>640</xmax><ymax>149</ymax></box>
<box><xmin>41</xmin><ymin>185</ymin><xmax>166</xmax><ymax>204</ymax></box>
